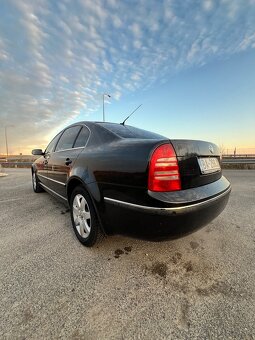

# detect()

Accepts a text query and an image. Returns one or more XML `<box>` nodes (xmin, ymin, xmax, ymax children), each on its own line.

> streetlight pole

<box><xmin>103</xmin><ymin>93</ymin><xmax>111</xmax><ymax>122</ymax></box>
<box><xmin>4</xmin><ymin>125</ymin><xmax>14</xmax><ymax>162</ymax></box>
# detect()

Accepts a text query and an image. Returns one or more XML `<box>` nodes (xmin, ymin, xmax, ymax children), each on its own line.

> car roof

<box><xmin>65</xmin><ymin>121</ymin><xmax>166</xmax><ymax>140</ymax></box>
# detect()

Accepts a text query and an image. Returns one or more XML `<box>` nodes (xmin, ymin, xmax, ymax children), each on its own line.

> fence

<box><xmin>0</xmin><ymin>162</ymin><xmax>33</xmax><ymax>168</ymax></box>
<box><xmin>222</xmin><ymin>154</ymin><xmax>255</xmax><ymax>158</ymax></box>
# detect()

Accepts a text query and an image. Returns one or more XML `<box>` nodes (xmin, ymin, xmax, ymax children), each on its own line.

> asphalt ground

<box><xmin>0</xmin><ymin>169</ymin><xmax>254</xmax><ymax>339</ymax></box>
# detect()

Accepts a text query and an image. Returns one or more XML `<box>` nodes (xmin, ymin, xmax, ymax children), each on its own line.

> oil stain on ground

<box><xmin>146</xmin><ymin>261</ymin><xmax>168</xmax><ymax>279</ymax></box>
<box><xmin>190</xmin><ymin>241</ymin><xmax>199</xmax><ymax>250</ymax></box>
<box><xmin>184</xmin><ymin>261</ymin><xmax>193</xmax><ymax>272</ymax></box>
<box><xmin>114</xmin><ymin>249</ymin><xmax>124</xmax><ymax>258</ymax></box>
<box><xmin>124</xmin><ymin>246</ymin><xmax>132</xmax><ymax>253</ymax></box>
<box><xmin>171</xmin><ymin>252</ymin><xmax>182</xmax><ymax>264</ymax></box>
<box><xmin>114</xmin><ymin>246</ymin><xmax>132</xmax><ymax>258</ymax></box>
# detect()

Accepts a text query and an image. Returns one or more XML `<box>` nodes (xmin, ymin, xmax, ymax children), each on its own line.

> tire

<box><xmin>32</xmin><ymin>170</ymin><xmax>44</xmax><ymax>193</ymax></box>
<box><xmin>70</xmin><ymin>186</ymin><xmax>104</xmax><ymax>247</ymax></box>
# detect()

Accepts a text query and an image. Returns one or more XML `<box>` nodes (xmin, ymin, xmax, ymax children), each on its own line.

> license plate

<box><xmin>198</xmin><ymin>157</ymin><xmax>220</xmax><ymax>174</ymax></box>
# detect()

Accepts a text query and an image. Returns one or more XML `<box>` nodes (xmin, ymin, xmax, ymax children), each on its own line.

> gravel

<box><xmin>0</xmin><ymin>169</ymin><xmax>254</xmax><ymax>339</ymax></box>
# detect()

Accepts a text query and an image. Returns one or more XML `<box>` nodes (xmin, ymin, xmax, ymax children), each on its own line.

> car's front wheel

<box><xmin>32</xmin><ymin>170</ymin><xmax>44</xmax><ymax>193</ymax></box>
<box><xmin>70</xmin><ymin>186</ymin><xmax>104</xmax><ymax>247</ymax></box>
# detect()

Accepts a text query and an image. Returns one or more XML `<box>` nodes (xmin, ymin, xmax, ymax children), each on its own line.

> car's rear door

<box><xmin>46</xmin><ymin>125</ymin><xmax>90</xmax><ymax>198</ymax></box>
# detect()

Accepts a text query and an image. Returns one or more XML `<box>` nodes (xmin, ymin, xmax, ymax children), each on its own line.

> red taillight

<box><xmin>148</xmin><ymin>143</ymin><xmax>181</xmax><ymax>192</ymax></box>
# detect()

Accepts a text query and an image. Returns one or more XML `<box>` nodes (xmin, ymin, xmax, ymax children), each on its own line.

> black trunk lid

<box><xmin>170</xmin><ymin>140</ymin><xmax>222</xmax><ymax>190</ymax></box>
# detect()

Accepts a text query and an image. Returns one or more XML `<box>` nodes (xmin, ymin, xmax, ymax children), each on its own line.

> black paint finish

<box><xmin>32</xmin><ymin>121</ymin><xmax>231</xmax><ymax>238</ymax></box>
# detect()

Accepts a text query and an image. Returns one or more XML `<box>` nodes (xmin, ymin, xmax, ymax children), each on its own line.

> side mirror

<box><xmin>32</xmin><ymin>149</ymin><xmax>44</xmax><ymax>156</ymax></box>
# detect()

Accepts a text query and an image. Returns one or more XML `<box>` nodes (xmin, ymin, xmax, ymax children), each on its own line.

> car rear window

<box><xmin>73</xmin><ymin>126</ymin><xmax>90</xmax><ymax>148</ymax></box>
<box><xmin>98</xmin><ymin>123</ymin><xmax>165</xmax><ymax>139</ymax></box>
<box><xmin>55</xmin><ymin>126</ymin><xmax>81</xmax><ymax>151</ymax></box>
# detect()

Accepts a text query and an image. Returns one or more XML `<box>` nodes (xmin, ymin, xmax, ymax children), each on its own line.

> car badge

<box><xmin>209</xmin><ymin>145</ymin><xmax>214</xmax><ymax>154</ymax></box>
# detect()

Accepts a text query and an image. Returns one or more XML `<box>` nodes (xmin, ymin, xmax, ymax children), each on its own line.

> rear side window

<box><xmin>98</xmin><ymin>123</ymin><xmax>165</xmax><ymax>139</ymax></box>
<box><xmin>55</xmin><ymin>126</ymin><xmax>81</xmax><ymax>152</ymax></box>
<box><xmin>45</xmin><ymin>133</ymin><xmax>61</xmax><ymax>153</ymax></box>
<box><xmin>73</xmin><ymin>126</ymin><xmax>90</xmax><ymax>148</ymax></box>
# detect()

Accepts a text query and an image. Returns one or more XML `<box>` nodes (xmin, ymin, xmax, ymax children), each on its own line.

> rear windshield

<box><xmin>98</xmin><ymin>123</ymin><xmax>165</xmax><ymax>139</ymax></box>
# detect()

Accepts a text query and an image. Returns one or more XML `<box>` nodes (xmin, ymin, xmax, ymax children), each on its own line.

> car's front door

<box><xmin>37</xmin><ymin>132</ymin><xmax>62</xmax><ymax>187</ymax></box>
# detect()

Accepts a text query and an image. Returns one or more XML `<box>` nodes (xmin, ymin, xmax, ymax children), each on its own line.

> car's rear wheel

<box><xmin>32</xmin><ymin>170</ymin><xmax>44</xmax><ymax>193</ymax></box>
<box><xmin>70</xmin><ymin>186</ymin><xmax>104</xmax><ymax>247</ymax></box>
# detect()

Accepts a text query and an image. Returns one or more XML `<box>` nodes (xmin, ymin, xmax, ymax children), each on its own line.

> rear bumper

<box><xmin>103</xmin><ymin>176</ymin><xmax>231</xmax><ymax>239</ymax></box>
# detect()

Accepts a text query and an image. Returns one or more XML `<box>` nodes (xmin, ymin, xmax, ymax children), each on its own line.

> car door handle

<box><xmin>65</xmin><ymin>158</ymin><xmax>72</xmax><ymax>166</ymax></box>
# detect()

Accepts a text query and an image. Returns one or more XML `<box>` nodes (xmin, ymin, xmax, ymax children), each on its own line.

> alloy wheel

<box><xmin>72</xmin><ymin>194</ymin><xmax>91</xmax><ymax>238</ymax></box>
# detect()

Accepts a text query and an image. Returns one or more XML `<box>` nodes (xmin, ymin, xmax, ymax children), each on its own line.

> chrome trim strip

<box><xmin>38</xmin><ymin>174</ymin><xmax>66</xmax><ymax>186</ymax></box>
<box><xmin>104</xmin><ymin>186</ymin><xmax>231</xmax><ymax>212</ymax></box>
<box><xmin>53</xmin><ymin>146</ymin><xmax>85</xmax><ymax>153</ymax></box>
<box><xmin>40</xmin><ymin>183</ymin><xmax>68</xmax><ymax>201</ymax></box>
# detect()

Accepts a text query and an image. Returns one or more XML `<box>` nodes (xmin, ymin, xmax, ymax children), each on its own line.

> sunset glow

<box><xmin>0</xmin><ymin>0</ymin><xmax>255</xmax><ymax>155</ymax></box>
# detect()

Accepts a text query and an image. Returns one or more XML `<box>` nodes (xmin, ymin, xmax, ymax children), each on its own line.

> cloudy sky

<box><xmin>0</xmin><ymin>0</ymin><xmax>255</xmax><ymax>154</ymax></box>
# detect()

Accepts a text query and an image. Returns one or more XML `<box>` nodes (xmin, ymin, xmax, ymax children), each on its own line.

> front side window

<box><xmin>45</xmin><ymin>133</ymin><xmax>61</xmax><ymax>154</ymax></box>
<box><xmin>55</xmin><ymin>126</ymin><xmax>81</xmax><ymax>152</ymax></box>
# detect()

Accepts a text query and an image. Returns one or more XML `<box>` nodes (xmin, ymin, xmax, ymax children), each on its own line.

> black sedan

<box><xmin>32</xmin><ymin>122</ymin><xmax>231</xmax><ymax>247</ymax></box>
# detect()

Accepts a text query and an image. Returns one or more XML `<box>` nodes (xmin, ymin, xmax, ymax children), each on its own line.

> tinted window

<box><xmin>73</xmin><ymin>126</ymin><xmax>90</xmax><ymax>148</ymax></box>
<box><xmin>55</xmin><ymin>126</ymin><xmax>81</xmax><ymax>151</ymax></box>
<box><xmin>45</xmin><ymin>133</ymin><xmax>61</xmax><ymax>153</ymax></box>
<box><xmin>98</xmin><ymin>123</ymin><xmax>165</xmax><ymax>139</ymax></box>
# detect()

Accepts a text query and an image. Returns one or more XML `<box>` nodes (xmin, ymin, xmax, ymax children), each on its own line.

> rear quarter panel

<box><xmin>69</xmin><ymin>138</ymin><xmax>167</xmax><ymax>232</ymax></box>
<box><xmin>72</xmin><ymin>138</ymin><xmax>167</xmax><ymax>192</ymax></box>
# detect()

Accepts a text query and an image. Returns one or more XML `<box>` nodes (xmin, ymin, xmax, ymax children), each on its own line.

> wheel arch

<box><xmin>31</xmin><ymin>164</ymin><xmax>36</xmax><ymax>173</ymax></box>
<box><xmin>66</xmin><ymin>176</ymin><xmax>106</xmax><ymax>234</ymax></box>
<box><xmin>66</xmin><ymin>176</ymin><xmax>86</xmax><ymax>202</ymax></box>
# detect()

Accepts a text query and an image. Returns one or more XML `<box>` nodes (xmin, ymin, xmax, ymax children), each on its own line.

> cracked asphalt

<box><xmin>0</xmin><ymin>169</ymin><xmax>254</xmax><ymax>339</ymax></box>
